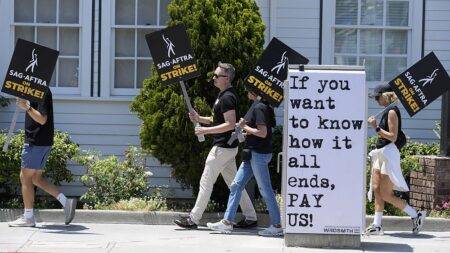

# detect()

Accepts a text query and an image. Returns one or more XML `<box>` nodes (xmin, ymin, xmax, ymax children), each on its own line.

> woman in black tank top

<box><xmin>365</xmin><ymin>84</ymin><xmax>425</xmax><ymax>235</ymax></box>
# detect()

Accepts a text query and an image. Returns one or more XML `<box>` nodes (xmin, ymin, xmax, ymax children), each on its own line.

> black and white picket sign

<box><xmin>145</xmin><ymin>24</ymin><xmax>203</xmax><ymax>142</ymax></box>
<box><xmin>1</xmin><ymin>39</ymin><xmax>58</xmax><ymax>103</ymax></box>
<box><xmin>145</xmin><ymin>24</ymin><xmax>201</xmax><ymax>86</ymax></box>
<box><xmin>244</xmin><ymin>37</ymin><xmax>309</xmax><ymax>107</ymax></box>
<box><xmin>284</xmin><ymin>67</ymin><xmax>366</xmax><ymax>235</ymax></box>
<box><xmin>388</xmin><ymin>52</ymin><xmax>450</xmax><ymax>117</ymax></box>
<box><xmin>1</xmin><ymin>39</ymin><xmax>58</xmax><ymax>152</ymax></box>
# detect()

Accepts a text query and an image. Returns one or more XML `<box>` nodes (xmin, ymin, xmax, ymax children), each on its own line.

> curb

<box><xmin>1</xmin><ymin>209</ymin><xmax>448</xmax><ymax>232</ymax></box>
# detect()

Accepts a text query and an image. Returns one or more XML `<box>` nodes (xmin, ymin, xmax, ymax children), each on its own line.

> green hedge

<box><xmin>0</xmin><ymin>130</ymin><xmax>79</xmax><ymax>196</ymax></box>
<box><xmin>76</xmin><ymin>147</ymin><xmax>151</xmax><ymax>208</ymax></box>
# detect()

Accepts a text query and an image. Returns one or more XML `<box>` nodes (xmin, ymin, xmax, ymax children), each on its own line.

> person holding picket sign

<box><xmin>366</xmin><ymin>84</ymin><xmax>426</xmax><ymax>235</ymax></box>
<box><xmin>174</xmin><ymin>62</ymin><xmax>258</xmax><ymax>229</ymax></box>
<box><xmin>8</xmin><ymin>90</ymin><xmax>77</xmax><ymax>227</ymax></box>
<box><xmin>207</xmin><ymin>89</ymin><xmax>283</xmax><ymax>237</ymax></box>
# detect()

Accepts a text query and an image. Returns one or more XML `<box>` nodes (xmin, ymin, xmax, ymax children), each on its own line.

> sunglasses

<box><xmin>213</xmin><ymin>73</ymin><xmax>228</xmax><ymax>79</ymax></box>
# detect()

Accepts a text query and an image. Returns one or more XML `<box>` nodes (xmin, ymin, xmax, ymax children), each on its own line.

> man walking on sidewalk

<box><xmin>174</xmin><ymin>62</ymin><xmax>258</xmax><ymax>229</ymax></box>
<box><xmin>8</xmin><ymin>89</ymin><xmax>76</xmax><ymax>227</ymax></box>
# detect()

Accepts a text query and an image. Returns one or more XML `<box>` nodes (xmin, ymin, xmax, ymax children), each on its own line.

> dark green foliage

<box><xmin>0</xmin><ymin>131</ymin><xmax>79</xmax><ymax>196</ymax></box>
<box><xmin>131</xmin><ymin>0</ymin><xmax>265</xmax><ymax>200</ymax></box>
<box><xmin>77</xmin><ymin>147</ymin><xmax>150</xmax><ymax>208</ymax></box>
<box><xmin>0</xmin><ymin>96</ymin><xmax>9</xmax><ymax>107</ymax></box>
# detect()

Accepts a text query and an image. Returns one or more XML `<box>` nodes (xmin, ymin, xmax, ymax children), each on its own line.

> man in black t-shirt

<box><xmin>174</xmin><ymin>62</ymin><xmax>257</xmax><ymax>229</ymax></box>
<box><xmin>8</xmin><ymin>90</ymin><xmax>77</xmax><ymax>228</ymax></box>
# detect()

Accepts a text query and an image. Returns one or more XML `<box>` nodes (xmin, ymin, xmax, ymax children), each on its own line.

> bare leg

<box><xmin>20</xmin><ymin>168</ymin><xmax>36</xmax><ymax>209</ymax></box>
<box><xmin>32</xmin><ymin>171</ymin><xmax>60</xmax><ymax>198</ymax></box>
<box><xmin>372</xmin><ymin>169</ymin><xmax>385</xmax><ymax>212</ymax></box>
<box><xmin>380</xmin><ymin>174</ymin><xmax>406</xmax><ymax>210</ymax></box>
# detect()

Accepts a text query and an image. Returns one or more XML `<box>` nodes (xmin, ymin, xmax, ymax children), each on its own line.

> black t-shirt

<box><xmin>212</xmin><ymin>87</ymin><xmax>239</xmax><ymax>148</ymax></box>
<box><xmin>376</xmin><ymin>106</ymin><xmax>402</xmax><ymax>149</ymax></box>
<box><xmin>25</xmin><ymin>90</ymin><xmax>54</xmax><ymax>146</ymax></box>
<box><xmin>244</xmin><ymin>101</ymin><xmax>273</xmax><ymax>153</ymax></box>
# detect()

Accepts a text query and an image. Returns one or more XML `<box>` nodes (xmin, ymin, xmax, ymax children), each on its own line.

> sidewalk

<box><xmin>1</xmin><ymin>209</ymin><xmax>449</xmax><ymax>232</ymax></box>
<box><xmin>1</xmin><ymin>223</ymin><xmax>449</xmax><ymax>253</ymax></box>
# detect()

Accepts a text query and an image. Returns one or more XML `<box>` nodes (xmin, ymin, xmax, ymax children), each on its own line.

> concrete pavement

<box><xmin>1</xmin><ymin>209</ymin><xmax>449</xmax><ymax>232</ymax></box>
<box><xmin>1</xmin><ymin>222</ymin><xmax>449</xmax><ymax>253</ymax></box>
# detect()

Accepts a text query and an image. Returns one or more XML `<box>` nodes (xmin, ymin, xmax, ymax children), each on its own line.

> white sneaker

<box><xmin>258</xmin><ymin>225</ymin><xmax>283</xmax><ymax>237</ymax></box>
<box><xmin>207</xmin><ymin>220</ymin><xmax>233</xmax><ymax>234</ymax></box>
<box><xmin>412</xmin><ymin>211</ymin><xmax>426</xmax><ymax>235</ymax></box>
<box><xmin>8</xmin><ymin>216</ymin><xmax>36</xmax><ymax>227</ymax></box>
<box><xmin>64</xmin><ymin>198</ymin><xmax>77</xmax><ymax>225</ymax></box>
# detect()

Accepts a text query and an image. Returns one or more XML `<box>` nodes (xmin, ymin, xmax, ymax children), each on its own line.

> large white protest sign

<box><xmin>284</xmin><ymin>68</ymin><xmax>366</xmax><ymax>235</ymax></box>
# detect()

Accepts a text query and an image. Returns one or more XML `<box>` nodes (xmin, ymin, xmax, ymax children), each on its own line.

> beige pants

<box><xmin>190</xmin><ymin>146</ymin><xmax>257</xmax><ymax>224</ymax></box>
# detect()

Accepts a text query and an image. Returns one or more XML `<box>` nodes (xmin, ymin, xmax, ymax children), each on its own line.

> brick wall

<box><xmin>409</xmin><ymin>156</ymin><xmax>450</xmax><ymax>211</ymax></box>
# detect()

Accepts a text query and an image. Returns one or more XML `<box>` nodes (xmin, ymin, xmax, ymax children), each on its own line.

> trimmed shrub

<box><xmin>130</xmin><ymin>0</ymin><xmax>265</xmax><ymax>206</ymax></box>
<box><xmin>77</xmin><ymin>147</ymin><xmax>151</xmax><ymax>208</ymax></box>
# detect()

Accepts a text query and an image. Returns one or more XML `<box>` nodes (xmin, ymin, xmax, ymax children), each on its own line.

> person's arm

<box><xmin>195</xmin><ymin>110</ymin><xmax>236</xmax><ymax>135</ymax></box>
<box><xmin>188</xmin><ymin>110</ymin><xmax>212</xmax><ymax>125</ymax></box>
<box><xmin>17</xmin><ymin>99</ymin><xmax>47</xmax><ymax>125</ymax></box>
<box><xmin>240</xmin><ymin>105</ymin><xmax>269</xmax><ymax>138</ymax></box>
<box><xmin>378</xmin><ymin>110</ymin><xmax>398</xmax><ymax>142</ymax></box>
<box><xmin>243</xmin><ymin>124</ymin><xmax>267</xmax><ymax>138</ymax></box>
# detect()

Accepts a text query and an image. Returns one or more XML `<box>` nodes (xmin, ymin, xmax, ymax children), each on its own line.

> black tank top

<box><xmin>376</xmin><ymin>106</ymin><xmax>402</xmax><ymax>149</ymax></box>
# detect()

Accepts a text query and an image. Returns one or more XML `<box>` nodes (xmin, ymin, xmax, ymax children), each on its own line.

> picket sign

<box><xmin>145</xmin><ymin>24</ymin><xmax>202</xmax><ymax>141</ymax></box>
<box><xmin>1</xmin><ymin>39</ymin><xmax>58</xmax><ymax>151</ymax></box>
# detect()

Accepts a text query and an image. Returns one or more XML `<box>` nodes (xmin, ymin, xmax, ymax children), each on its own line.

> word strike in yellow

<box><xmin>160</xmin><ymin>64</ymin><xmax>197</xmax><ymax>81</ymax></box>
<box><xmin>247</xmin><ymin>75</ymin><xmax>283</xmax><ymax>102</ymax></box>
<box><xmin>4</xmin><ymin>81</ymin><xmax>45</xmax><ymax>99</ymax></box>
<box><xmin>394</xmin><ymin>78</ymin><xmax>420</xmax><ymax>113</ymax></box>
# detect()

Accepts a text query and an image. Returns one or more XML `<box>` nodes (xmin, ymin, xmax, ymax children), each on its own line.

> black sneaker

<box><xmin>174</xmin><ymin>217</ymin><xmax>198</xmax><ymax>229</ymax></box>
<box><xmin>234</xmin><ymin>218</ymin><xmax>257</xmax><ymax>229</ymax></box>
<box><xmin>365</xmin><ymin>224</ymin><xmax>384</xmax><ymax>235</ymax></box>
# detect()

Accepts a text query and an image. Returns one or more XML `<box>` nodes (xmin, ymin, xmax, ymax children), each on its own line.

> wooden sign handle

<box><xmin>2</xmin><ymin>106</ymin><xmax>20</xmax><ymax>152</ymax></box>
<box><xmin>180</xmin><ymin>81</ymin><xmax>204</xmax><ymax>142</ymax></box>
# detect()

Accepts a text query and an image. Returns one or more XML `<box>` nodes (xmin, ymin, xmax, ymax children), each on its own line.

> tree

<box><xmin>130</xmin><ymin>0</ymin><xmax>265</xmax><ymax>203</ymax></box>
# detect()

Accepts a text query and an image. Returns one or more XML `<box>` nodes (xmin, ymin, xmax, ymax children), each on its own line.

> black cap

<box><xmin>370</xmin><ymin>83</ymin><xmax>392</xmax><ymax>98</ymax></box>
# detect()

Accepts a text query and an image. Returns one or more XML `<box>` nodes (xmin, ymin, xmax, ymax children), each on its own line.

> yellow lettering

<box><xmin>248</xmin><ymin>75</ymin><xmax>256</xmax><ymax>84</ymax></box>
<box><xmin>17</xmin><ymin>85</ymin><xmax>24</xmax><ymax>93</ymax></box>
<box><xmin>160</xmin><ymin>64</ymin><xmax>197</xmax><ymax>82</ymax></box>
<box><xmin>394</xmin><ymin>78</ymin><xmax>402</xmax><ymax>86</ymax></box>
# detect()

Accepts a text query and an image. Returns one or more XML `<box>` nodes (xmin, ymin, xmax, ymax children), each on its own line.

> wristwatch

<box><xmin>375</xmin><ymin>126</ymin><xmax>381</xmax><ymax>132</ymax></box>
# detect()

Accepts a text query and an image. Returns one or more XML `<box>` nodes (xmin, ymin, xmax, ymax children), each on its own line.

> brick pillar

<box><xmin>409</xmin><ymin>156</ymin><xmax>450</xmax><ymax>211</ymax></box>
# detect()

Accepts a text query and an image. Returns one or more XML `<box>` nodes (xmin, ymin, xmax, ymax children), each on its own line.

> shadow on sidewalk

<box><xmin>386</xmin><ymin>232</ymin><xmax>435</xmax><ymax>239</ymax></box>
<box><xmin>37</xmin><ymin>224</ymin><xmax>100</xmax><ymax>235</ymax></box>
<box><xmin>363</xmin><ymin>242</ymin><xmax>413</xmax><ymax>252</ymax></box>
<box><xmin>173</xmin><ymin>227</ymin><xmax>268</xmax><ymax>237</ymax></box>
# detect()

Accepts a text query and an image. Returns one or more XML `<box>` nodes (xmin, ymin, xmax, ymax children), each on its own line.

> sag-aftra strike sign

<box><xmin>145</xmin><ymin>24</ymin><xmax>200</xmax><ymax>85</ymax></box>
<box><xmin>1</xmin><ymin>39</ymin><xmax>58</xmax><ymax>103</ymax></box>
<box><xmin>244</xmin><ymin>38</ymin><xmax>309</xmax><ymax>107</ymax></box>
<box><xmin>388</xmin><ymin>52</ymin><xmax>450</xmax><ymax>117</ymax></box>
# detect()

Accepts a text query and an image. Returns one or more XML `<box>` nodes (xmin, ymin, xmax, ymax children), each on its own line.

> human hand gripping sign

<box><xmin>367</xmin><ymin>116</ymin><xmax>377</xmax><ymax>129</ymax></box>
<box><xmin>16</xmin><ymin>98</ymin><xmax>31</xmax><ymax>111</ymax></box>
<box><xmin>188</xmin><ymin>110</ymin><xmax>200</xmax><ymax>123</ymax></box>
